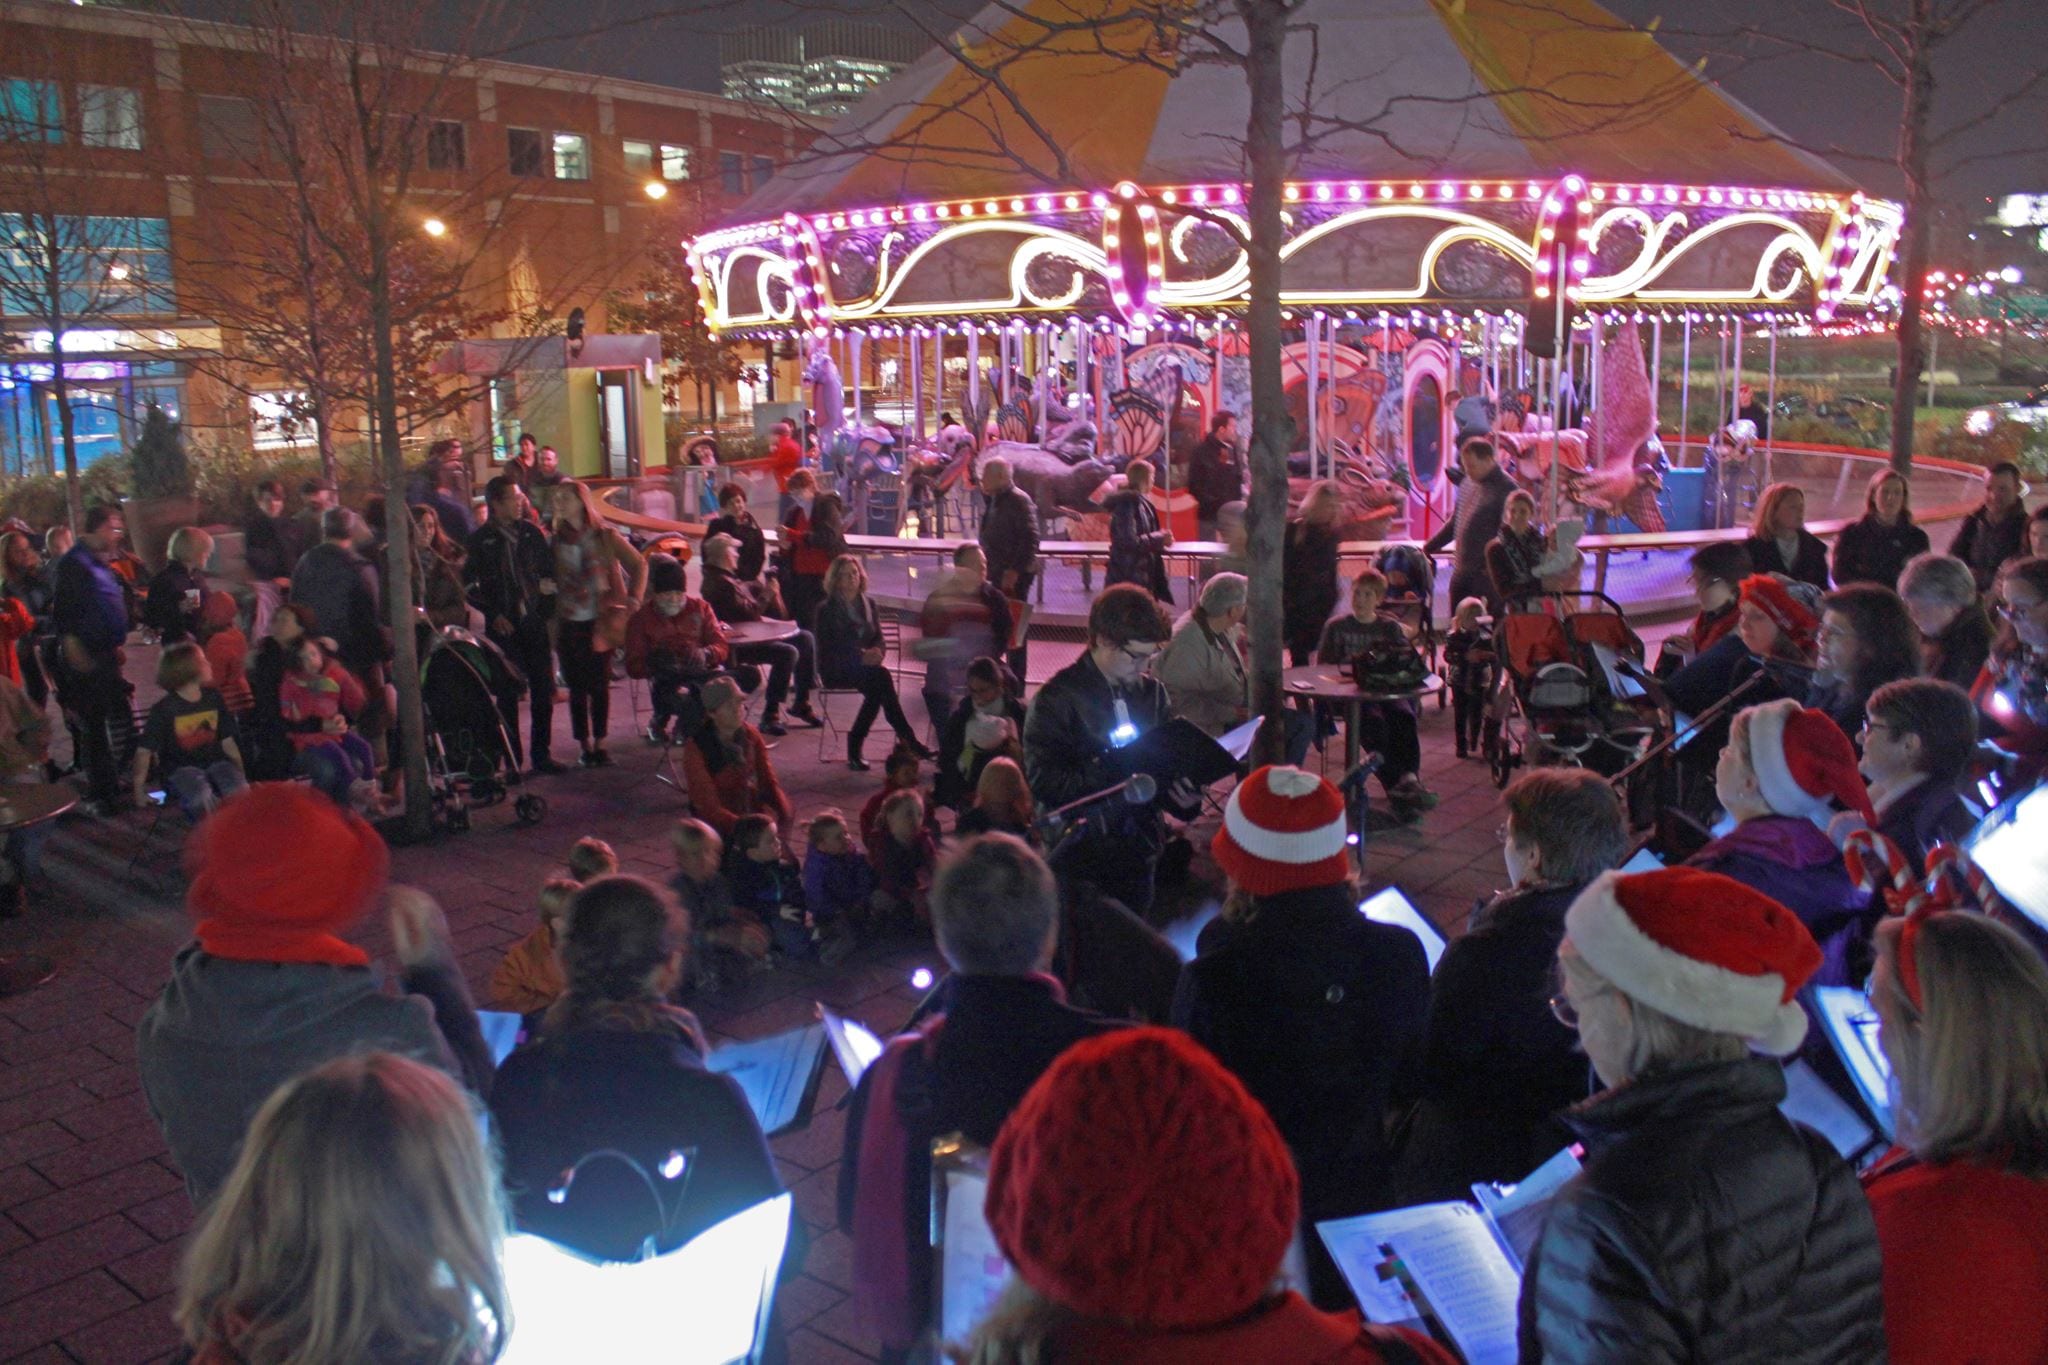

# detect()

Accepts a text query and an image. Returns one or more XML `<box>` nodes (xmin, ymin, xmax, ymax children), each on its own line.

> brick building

<box><xmin>0</xmin><ymin>0</ymin><xmax>798</xmax><ymax>480</ymax></box>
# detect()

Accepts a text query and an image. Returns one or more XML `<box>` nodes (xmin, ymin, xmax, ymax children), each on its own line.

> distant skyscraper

<box><xmin>721</xmin><ymin>21</ymin><xmax>924</xmax><ymax>119</ymax></box>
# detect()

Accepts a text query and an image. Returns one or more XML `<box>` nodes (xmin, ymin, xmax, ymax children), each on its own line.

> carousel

<box><xmin>689</xmin><ymin>0</ymin><xmax>1901</xmax><ymax>543</ymax></box>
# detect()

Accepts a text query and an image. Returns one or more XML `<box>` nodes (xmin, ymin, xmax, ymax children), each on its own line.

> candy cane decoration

<box><xmin>1842</xmin><ymin>827</ymin><xmax>1918</xmax><ymax>916</ymax></box>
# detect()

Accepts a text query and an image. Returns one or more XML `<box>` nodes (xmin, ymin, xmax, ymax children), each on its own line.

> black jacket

<box><xmin>978</xmin><ymin>486</ymin><xmax>1041</xmax><ymax>586</ymax></box>
<box><xmin>143</xmin><ymin>562</ymin><xmax>205</xmax><ymax>645</ymax></box>
<box><xmin>1174</xmin><ymin>883</ymin><xmax>1430</xmax><ymax>1221</ymax></box>
<box><xmin>1876</xmin><ymin>776</ymin><xmax>1978</xmax><ymax>878</ymax></box>
<box><xmin>1425</xmin><ymin>465</ymin><xmax>1516</xmax><ymax>577</ymax></box>
<box><xmin>1745</xmin><ymin>530</ymin><xmax>1832</xmax><ymax>590</ymax></box>
<box><xmin>242</xmin><ymin>510</ymin><xmax>297</xmax><ymax>581</ymax></box>
<box><xmin>1282</xmin><ymin>520</ymin><xmax>1343</xmax><ymax>653</ymax></box>
<box><xmin>1950</xmin><ymin>502</ymin><xmax>2028</xmax><ymax>591</ymax></box>
<box><xmin>1186</xmin><ymin>434</ymin><xmax>1243</xmax><ymax>517</ymax></box>
<box><xmin>463</xmin><ymin>517</ymin><xmax>555</xmax><ymax>641</ymax></box>
<box><xmin>1398</xmin><ymin>883</ymin><xmax>1592</xmax><ymax>1201</ymax></box>
<box><xmin>1925</xmin><ymin>603</ymin><xmax>1993</xmax><ymax>691</ymax></box>
<box><xmin>1104</xmin><ymin>489</ymin><xmax>1171</xmax><ymax>603</ymax></box>
<box><xmin>1021</xmin><ymin>651</ymin><xmax>1172</xmax><ymax>811</ymax></box>
<box><xmin>705</xmin><ymin>512</ymin><xmax>768</xmax><ymax>584</ymax></box>
<box><xmin>699</xmin><ymin>563</ymin><xmax>768</xmax><ymax>624</ymax></box>
<box><xmin>1519</xmin><ymin>1057</ymin><xmax>1886</xmax><ymax>1363</ymax></box>
<box><xmin>1830</xmin><ymin>515</ymin><xmax>1927</xmax><ymax>590</ymax></box>
<box><xmin>814</xmin><ymin>593</ymin><xmax>885</xmax><ymax>687</ymax></box>
<box><xmin>290</xmin><ymin>541</ymin><xmax>386</xmax><ymax>669</ymax></box>
<box><xmin>491</xmin><ymin>1014</ymin><xmax>781</xmax><ymax>1263</ymax></box>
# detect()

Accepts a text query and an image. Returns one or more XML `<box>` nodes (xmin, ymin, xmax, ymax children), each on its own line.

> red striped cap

<box><xmin>1212</xmin><ymin>765</ymin><xmax>1352</xmax><ymax>896</ymax></box>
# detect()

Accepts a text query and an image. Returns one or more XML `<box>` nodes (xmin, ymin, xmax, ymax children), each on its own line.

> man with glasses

<box><xmin>1023</xmin><ymin>585</ymin><xmax>1180</xmax><ymax>913</ymax></box>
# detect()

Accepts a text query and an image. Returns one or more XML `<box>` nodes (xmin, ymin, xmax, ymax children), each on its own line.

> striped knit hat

<box><xmin>1212</xmin><ymin>765</ymin><xmax>1351</xmax><ymax>896</ymax></box>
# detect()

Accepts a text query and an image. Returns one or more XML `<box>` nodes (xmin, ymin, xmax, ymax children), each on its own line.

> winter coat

<box><xmin>1185</xmin><ymin>433</ymin><xmax>1244</xmax><ymax>518</ymax></box>
<box><xmin>704</xmin><ymin>513</ymin><xmax>768</xmax><ymax>584</ymax></box>
<box><xmin>1282</xmin><ymin>520</ymin><xmax>1343</xmax><ymax>654</ymax></box>
<box><xmin>1688</xmin><ymin>816</ymin><xmax>1872</xmax><ymax>986</ymax></box>
<box><xmin>814</xmin><ymin>592</ymin><xmax>887</xmax><ymax>687</ymax></box>
<box><xmin>1040</xmin><ymin>1295</ymin><xmax>1454</xmax><ymax>1365</ymax></box>
<box><xmin>1174</xmin><ymin>883</ymin><xmax>1430</xmax><ymax>1224</ymax></box>
<box><xmin>1021</xmin><ymin>652</ymin><xmax>1172</xmax><ymax>813</ymax></box>
<box><xmin>1519</xmin><ymin>1057</ymin><xmax>1886</xmax><ymax>1364</ymax></box>
<box><xmin>1104</xmin><ymin>488</ymin><xmax>1172</xmax><ymax>602</ymax></box>
<box><xmin>1950</xmin><ymin>502</ymin><xmax>2028</xmax><ymax>591</ymax></box>
<box><xmin>463</xmin><ymin>517</ymin><xmax>555</xmax><ymax>641</ymax></box>
<box><xmin>1862</xmin><ymin>1150</ymin><xmax>2048</xmax><ymax>1365</ymax></box>
<box><xmin>137</xmin><ymin>947</ymin><xmax>481</xmax><ymax>1203</ymax></box>
<box><xmin>488</xmin><ymin>924</ymin><xmax>565</xmax><ymax>1016</ymax></box>
<box><xmin>1690</xmin><ymin>600</ymin><xmax>1740</xmax><ymax>654</ymax></box>
<box><xmin>277</xmin><ymin>660</ymin><xmax>367</xmax><ymax>751</ymax></box>
<box><xmin>1831</xmin><ymin>515</ymin><xmax>1928</xmax><ymax>590</ymax></box>
<box><xmin>52</xmin><ymin>542</ymin><xmax>128</xmax><ymax>660</ymax></box>
<box><xmin>934</xmin><ymin>693</ymin><xmax>1026</xmax><ymax>809</ymax></box>
<box><xmin>291</xmin><ymin>541</ymin><xmax>387</xmax><ymax>670</ymax></box>
<box><xmin>1923</xmin><ymin>603</ymin><xmax>1993</xmax><ymax>691</ymax></box>
<box><xmin>1485</xmin><ymin>524</ymin><xmax>1547</xmax><ymax>604</ymax></box>
<box><xmin>978</xmin><ymin>485</ymin><xmax>1041</xmax><ymax>588</ymax></box>
<box><xmin>680</xmin><ymin>724</ymin><xmax>791</xmax><ymax>837</ymax></box>
<box><xmin>491</xmin><ymin>1010</ymin><xmax>781</xmax><ymax>1262</ymax></box>
<box><xmin>918</xmin><ymin>577</ymin><xmax>1011</xmax><ymax>703</ymax></box>
<box><xmin>1154</xmin><ymin>609</ymin><xmax>1246</xmax><ymax>736</ymax></box>
<box><xmin>838</xmin><ymin>975</ymin><xmax>1120</xmax><ymax>1349</ymax></box>
<box><xmin>1399</xmin><ymin>883</ymin><xmax>1592</xmax><ymax>1201</ymax></box>
<box><xmin>1802</xmin><ymin>673</ymin><xmax>1874</xmax><ymax>742</ymax></box>
<box><xmin>1424</xmin><ymin>465</ymin><xmax>1516</xmax><ymax>585</ymax></box>
<box><xmin>242</xmin><ymin>509</ymin><xmax>297</xmax><ymax>581</ymax></box>
<box><xmin>802</xmin><ymin>845</ymin><xmax>875</xmax><ymax>923</ymax></box>
<box><xmin>622</xmin><ymin>596</ymin><xmax>729</xmax><ymax>680</ymax></box>
<box><xmin>1873</xmin><ymin>776</ymin><xmax>1978</xmax><ymax>879</ymax></box>
<box><xmin>144</xmin><ymin>562</ymin><xmax>206</xmax><ymax>644</ymax></box>
<box><xmin>1745</xmin><ymin>529</ymin><xmax>1832</xmax><ymax>591</ymax></box>
<box><xmin>699</xmin><ymin>563</ymin><xmax>772</xmax><ymax>624</ymax></box>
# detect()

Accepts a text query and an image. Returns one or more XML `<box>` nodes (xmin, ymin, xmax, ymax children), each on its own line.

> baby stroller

<box><xmin>1374</xmin><ymin>543</ymin><xmax>1440</xmax><ymax>699</ymax></box>
<box><xmin>418</xmin><ymin>625</ymin><xmax>546</xmax><ymax>831</ymax></box>
<box><xmin>1485</xmin><ymin>591</ymin><xmax>1656</xmax><ymax>788</ymax></box>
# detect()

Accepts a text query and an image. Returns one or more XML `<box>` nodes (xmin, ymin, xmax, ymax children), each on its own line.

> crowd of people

<box><xmin>6</xmin><ymin>423</ymin><xmax>2048</xmax><ymax>1365</ymax></box>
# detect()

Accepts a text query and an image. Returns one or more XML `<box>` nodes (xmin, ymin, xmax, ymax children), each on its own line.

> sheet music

<box><xmin>1217</xmin><ymin>714</ymin><xmax>1264</xmax><ymax>761</ymax></box>
<box><xmin>1813</xmin><ymin>987</ymin><xmax>1894</xmax><ymax>1137</ymax></box>
<box><xmin>819</xmin><ymin>1007</ymin><xmax>884</xmax><ymax>1088</ymax></box>
<box><xmin>1359</xmin><ymin>887</ymin><xmax>1447</xmax><ymax>972</ymax></box>
<box><xmin>939</xmin><ymin>1167</ymin><xmax>1010</xmax><ymax>1344</ymax></box>
<box><xmin>476</xmin><ymin>1010</ymin><xmax>524</xmax><ymax>1067</ymax></box>
<box><xmin>1620</xmin><ymin>848</ymin><xmax>1664</xmax><ymax>875</ymax></box>
<box><xmin>1317</xmin><ymin>1203</ymin><xmax>1450</xmax><ymax>1329</ymax></box>
<box><xmin>706</xmin><ymin>1024</ymin><xmax>828</xmax><ymax>1135</ymax></box>
<box><xmin>1473</xmin><ymin>1145</ymin><xmax>1582</xmax><ymax>1271</ymax></box>
<box><xmin>1781</xmin><ymin>1059</ymin><xmax>1877</xmax><ymax>1160</ymax></box>
<box><xmin>1393</xmin><ymin>1205</ymin><xmax>1523</xmax><ymax>1365</ymax></box>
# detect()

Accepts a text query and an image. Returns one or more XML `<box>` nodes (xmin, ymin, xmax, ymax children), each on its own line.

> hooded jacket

<box><xmin>1518</xmin><ymin>1057</ymin><xmax>1886</xmax><ymax>1364</ymax></box>
<box><xmin>1688</xmin><ymin>816</ymin><xmax>1872</xmax><ymax>986</ymax></box>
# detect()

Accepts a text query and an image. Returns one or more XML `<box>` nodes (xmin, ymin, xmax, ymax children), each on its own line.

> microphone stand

<box><xmin>1336</xmin><ymin>753</ymin><xmax>1384</xmax><ymax>875</ymax></box>
<box><xmin>1610</xmin><ymin>663</ymin><xmax>1771</xmax><ymax>791</ymax></box>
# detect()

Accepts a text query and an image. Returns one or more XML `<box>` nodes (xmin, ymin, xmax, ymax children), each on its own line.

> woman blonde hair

<box><xmin>168</xmin><ymin>526</ymin><xmax>214</xmax><ymax>568</ymax></box>
<box><xmin>1872</xmin><ymin>911</ymin><xmax>2048</xmax><ymax>1176</ymax></box>
<box><xmin>1864</xmin><ymin>468</ymin><xmax>1913</xmax><ymax>521</ymax></box>
<box><xmin>176</xmin><ymin>1052</ymin><xmax>508</xmax><ymax>1365</ymax></box>
<box><xmin>824</xmin><ymin>552</ymin><xmax>867</xmax><ymax>600</ymax></box>
<box><xmin>1749</xmin><ymin>481</ymin><xmax>1806</xmax><ymax>540</ymax></box>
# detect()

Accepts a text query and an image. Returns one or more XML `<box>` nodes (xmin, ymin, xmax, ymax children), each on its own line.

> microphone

<box><xmin>1037</xmin><ymin>773</ymin><xmax>1157</xmax><ymax>840</ymax></box>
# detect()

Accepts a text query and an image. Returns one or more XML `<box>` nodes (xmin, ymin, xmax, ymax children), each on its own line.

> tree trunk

<box><xmin>1886</xmin><ymin>5</ymin><xmax>1935</xmax><ymax>476</ymax></box>
<box><xmin>1240</xmin><ymin>0</ymin><xmax>1294</xmax><ymax>767</ymax></box>
<box><xmin>50</xmin><ymin>335</ymin><xmax>81</xmax><ymax>534</ymax></box>
<box><xmin>369</xmin><ymin>236</ymin><xmax>433</xmax><ymax>840</ymax></box>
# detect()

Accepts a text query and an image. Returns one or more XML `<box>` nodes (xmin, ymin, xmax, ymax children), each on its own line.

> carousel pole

<box><xmin>1070</xmin><ymin>318</ymin><xmax>1086</xmax><ymax>428</ymax></box>
<box><xmin>850</xmin><ymin>331</ymin><xmax>865</xmax><ymax>429</ymax></box>
<box><xmin>1305</xmin><ymin>315</ymin><xmax>1320</xmax><ymax>479</ymax></box>
<box><xmin>1590</xmin><ymin>314</ymin><xmax>1605</xmax><ymax>464</ymax></box>
<box><xmin>1766</xmin><ymin>318</ymin><xmax>1779</xmax><ymax>487</ymax></box>
<box><xmin>1680</xmin><ymin>316</ymin><xmax>1692</xmax><ymax>468</ymax></box>
<box><xmin>1731</xmin><ymin>316</ymin><xmax>1745</xmax><ymax>426</ymax></box>
<box><xmin>968</xmin><ymin>328</ymin><xmax>982</xmax><ymax>435</ymax></box>
<box><xmin>910</xmin><ymin>331</ymin><xmax>925</xmax><ymax>440</ymax></box>
<box><xmin>1651</xmin><ymin>316</ymin><xmax>1663</xmax><ymax>440</ymax></box>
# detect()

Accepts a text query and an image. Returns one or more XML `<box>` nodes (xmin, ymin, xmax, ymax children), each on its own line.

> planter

<box><xmin>124</xmin><ymin>494</ymin><xmax>201</xmax><ymax>574</ymax></box>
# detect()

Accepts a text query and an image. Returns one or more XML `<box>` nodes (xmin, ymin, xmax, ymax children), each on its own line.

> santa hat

<box><xmin>1564</xmin><ymin>867</ymin><xmax>1822</xmax><ymax>1055</ymax></box>
<box><xmin>1212</xmin><ymin>765</ymin><xmax>1350</xmax><ymax>896</ymax></box>
<box><xmin>1738</xmin><ymin>574</ymin><xmax>1820</xmax><ymax>656</ymax></box>
<box><xmin>985</xmin><ymin>1028</ymin><xmax>1298</xmax><ymax>1330</ymax></box>
<box><xmin>1742</xmin><ymin>698</ymin><xmax>1875</xmax><ymax>827</ymax></box>
<box><xmin>186</xmin><ymin>783</ymin><xmax>389</xmax><ymax>968</ymax></box>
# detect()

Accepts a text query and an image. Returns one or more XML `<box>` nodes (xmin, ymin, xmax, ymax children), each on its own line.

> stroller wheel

<box><xmin>514</xmin><ymin>794</ymin><xmax>547</xmax><ymax>825</ymax></box>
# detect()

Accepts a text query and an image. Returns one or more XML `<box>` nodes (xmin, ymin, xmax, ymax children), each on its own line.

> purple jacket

<box><xmin>1688</xmin><ymin>815</ymin><xmax>1873</xmax><ymax>985</ymax></box>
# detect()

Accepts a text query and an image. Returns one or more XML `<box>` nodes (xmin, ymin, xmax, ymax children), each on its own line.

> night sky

<box><xmin>482</xmin><ymin>0</ymin><xmax>2047</xmax><ymax>205</ymax></box>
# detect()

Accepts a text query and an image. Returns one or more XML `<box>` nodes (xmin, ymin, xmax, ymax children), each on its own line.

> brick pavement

<box><xmin>0</xmin><ymin>625</ymin><xmax>1610</xmax><ymax>1363</ymax></box>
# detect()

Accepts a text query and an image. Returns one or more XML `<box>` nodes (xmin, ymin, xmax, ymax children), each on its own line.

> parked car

<box><xmin>1966</xmin><ymin>384</ymin><xmax>2048</xmax><ymax>435</ymax></box>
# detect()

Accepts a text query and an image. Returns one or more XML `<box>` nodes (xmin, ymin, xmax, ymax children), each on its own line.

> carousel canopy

<box><xmin>694</xmin><ymin>0</ymin><xmax>1895</xmax><ymax>336</ymax></box>
<box><xmin>741</xmin><ymin>0</ymin><xmax>1854</xmax><ymax>218</ymax></box>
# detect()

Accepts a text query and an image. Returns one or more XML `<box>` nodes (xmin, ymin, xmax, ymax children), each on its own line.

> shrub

<box><xmin>130</xmin><ymin>405</ymin><xmax>193</xmax><ymax>499</ymax></box>
<box><xmin>1917</xmin><ymin>417</ymin><xmax>2031</xmax><ymax>470</ymax></box>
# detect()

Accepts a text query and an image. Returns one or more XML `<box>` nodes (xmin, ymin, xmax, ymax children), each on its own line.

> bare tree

<box><xmin>606</xmin><ymin>189</ymin><xmax>749</xmax><ymax>419</ymax></box>
<box><xmin>0</xmin><ymin>33</ymin><xmax>166</xmax><ymax>527</ymax></box>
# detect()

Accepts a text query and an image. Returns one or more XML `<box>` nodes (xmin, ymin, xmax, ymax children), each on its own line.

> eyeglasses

<box><xmin>1120</xmin><ymin>642</ymin><xmax>1163</xmax><ymax>663</ymax></box>
<box><xmin>1860</xmin><ymin>717</ymin><xmax>1898</xmax><ymax>740</ymax></box>
<box><xmin>2000</xmin><ymin>598</ymin><xmax>2044</xmax><ymax>620</ymax></box>
<box><xmin>1548</xmin><ymin>992</ymin><xmax>1580</xmax><ymax>1029</ymax></box>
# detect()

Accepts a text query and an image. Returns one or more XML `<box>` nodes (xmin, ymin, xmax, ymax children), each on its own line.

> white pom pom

<box><xmin>1266</xmin><ymin>766</ymin><xmax>1321</xmax><ymax>799</ymax></box>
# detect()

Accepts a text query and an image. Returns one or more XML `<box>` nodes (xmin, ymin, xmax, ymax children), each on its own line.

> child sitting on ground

<box><xmin>488</xmin><ymin>877</ymin><xmax>575</xmax><ymax>1017</ymax></box>
<box><xmin>198</xmin><ymin>592</ymin><xmax>252</xmax><ymax>718</ymax></box>
<box><xmin>1441</xmin><ymin>595</ymin><xmax>1496</xmax><ymax>760</ymax></box>
<box><xmin>954</xmin><ymin>755</ymin><xmax>1036</xmax><ymax>840</ymax></box>
<box><xmin>566</xmin><ymin>836</ymin><xmax>618</xmax><ymax>883</ymax></box>
<box><xmin>860</xmin><ymin>743</ymin><xmax>944</xmax><ymax>853</ymax></box>
<box><xmin>726</xmin><ymin>813</ymin><xmax>809</xmax><ymax>958</ymax></box>
<box><xmin>132</xmin><ymin>642</ymin><xmax>248</xmax><ymax>821</ymax></box>
<box><xmin>869</xmin><ymin>787</ymin><xmax>937</xmax><ymax>927</ymax></box>
<box><xmin>670</xmin><ymin>817</ymin><xmax>768</xmax><ymax>991</ymax></box>
<box><xmin>801</xmin><ymin>810</ymin><xmax>874</xmax><ymax>963</ymax></box>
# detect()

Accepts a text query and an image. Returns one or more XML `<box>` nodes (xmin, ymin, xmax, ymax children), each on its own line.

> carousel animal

<box><xmin>973</xmin><ymin>441</ymin><xmax>1116</xmax><ymax>526</ymax></box>
<box><xmin>802</xmin><ymin>347</ymin><xmax>846</xmax><ymax>451</ymax></box>
<box><xmin>1570</xmin><ymin>436</ymin><xmax>1670</xmax><ymax>534</ymax></box>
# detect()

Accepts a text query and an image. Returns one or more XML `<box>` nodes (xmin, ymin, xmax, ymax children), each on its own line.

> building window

<box><xmin>720</xmin><ymin>151</ymin><xmax>744</xmax><ymax>196</ymax></box>
<box><xmin>552</xmin><ymin>132</ymin><xmax>590</xmax><ymax>181</ymax></box>
<box><xmin>1</xmin><ymin>79</ymin><xmax>62</xmax><ymax>142</ymax></box>
<box><xmin>426</xmin><ymin>119</ymin><xmax>465</xmax><ymax>171</ymax></box>
<box><xmin>196</xmin><ymin>94</ymin><xmax>264</xmax><ymax>161</ymax></box>
<box><xmin>250</xmin><ymin>391</ymin><xmax>316</xmax><ymax>450</ymax></box>
<box><xmin>660</xmin><ymin>143</ymin><xmax>691</xmax><ymax>181</ymax></box>
<box><xmin>507</xmin><ymin>127</ymin><xmax>543</xmax><ymax>178</ymax></box>
<box><xmin>77</xmin><ymin>85</ymin><xmax>142</xmax><ymax>150</ymax></box>
<box><xmin>0</xmin><ymin>215</ymin><xmax>176</xmax><ymax>318</ymax></box>
<box><xmin>622</xmin><ymin>139</ymin><xmax>653</xmax><ymax>174</ymax></box>
<box><xmin>750</xmin><ymin>156</ymin><xmax>773</xmax><ymax>188</ymax></box>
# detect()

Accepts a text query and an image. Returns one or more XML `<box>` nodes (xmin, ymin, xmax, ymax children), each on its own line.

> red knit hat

<box><xmin>1740</xmin><ymin>698</ymin><xmax>1876</xmax><ymax>826</ymax></box>
<box><xmin>1565</xmin><ymin>867</ymin><xmax>1823</xmax><ymax>1055</ymax></box>
<box><xmin>1738</xmin><ymin>574</ymin><xmax>1820</xmax><ymax>655</ymax></box>
<box><xmin>1212</xmin><ymin>764</ymin><xmax>1351</xmax><ymax>895</ymax></box>
<box><xmin>200</xmin><ymin>591</ymin><xmax>238</xmax><ymax>632</ymax></box>
<box><xmin>186</xmin><ymin>783</ymin><xmax>389</xmax><ymax>968</ymax></box>
<box><xmin>984</xmin><ymin>1029</ymin><xmax>1299</xmax><ymax>1330</ymax></box>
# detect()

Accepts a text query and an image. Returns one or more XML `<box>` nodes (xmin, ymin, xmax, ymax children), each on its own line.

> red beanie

<box><xmin>1740</xmin><ymin>698</ymin><xmax>1876</xmax><ymax>826</ymax></box>
<box><xmin>186</xmin><ymin>783</ymin><xmax>388</xmax><ymax>968</ymax></box>
<box><xmin>1738</xmin><ymin>574</ymin><xmax>1820</xmax><ymax>656</ymax></box>
<box><xmin>1212</xmin><ymin>764</ymin><xmax>1351</xmax><ymax>896</ymax></box>
<box><xmin>1565</xmin><ymin>867</ymin><xmax>1822</xmax><ymax>1055</ymax></box>
<box><xmin>984</xmin><ymin>1029</ymin><xmax>1299</xmax><ymax>1330</ymax></box>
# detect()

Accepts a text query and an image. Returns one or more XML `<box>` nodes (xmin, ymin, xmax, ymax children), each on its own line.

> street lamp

<box><xmin>107</xmin><ymin>260</ymin><xmax>129</xmax><ymax>281</ymax></box>
<box><xmin>423</xmin><ymin>217</ymin><xmax>448</xmax><ymax>238</ymax></box>
<box><xmin>644</xmin><ymin>181</ymin><xmax>668</xmax><ymax>201</ymax></box>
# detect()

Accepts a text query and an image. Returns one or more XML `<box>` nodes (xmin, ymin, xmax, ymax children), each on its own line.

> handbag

<box><xmin>1349</xmin><ymin>643</ymin><xmax>1428</xmax><ymax>693</ymax></box>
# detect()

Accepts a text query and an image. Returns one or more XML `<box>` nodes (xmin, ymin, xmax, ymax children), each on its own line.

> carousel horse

<box><xmin>803</xmin><ymin>347</ymin><xmax>846</xmax><ymax>452</ymax></box>
<box><xmin>1703</xmin><ymin>419</ymin><xmax>1761</xmax><ymax>529</ymax></box>
<box><xmin>973</xmin><ymin>440</ymin><xmax>1116</xmax><ymax>528</ymax></box>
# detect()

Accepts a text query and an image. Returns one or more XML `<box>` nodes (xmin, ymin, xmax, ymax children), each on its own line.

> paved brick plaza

<box><xmin>0</xmin><ymin>636</ymin><xmax>1535</xmax><ymax>1363</ymax></box>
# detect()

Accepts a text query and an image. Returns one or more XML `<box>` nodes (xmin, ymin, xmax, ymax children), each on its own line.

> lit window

<box><xmin>623</xmin><ymin>139</ymin><xmax>653</xmax><ymax>174</ymax></box>
<box><xmin>552</xmin><ymin>132</ymin><xmax>590</xmax><ymax>181</ymax></box>
<box><xmin>0</xmin><ymin>79</ymin><xmax>60</xmax><ymax>143</ymax></box>
<box><xmin>77</xmin><ymin>86</ymin><xmax>141</xmax><ymax>150</ymax></box>
<box><xmin>660</xmin><ymin>144</ymin><xmax>691</xmax><ymax>181</ymax></box>
<box><xmin>251</xmin><ymin>391</ymin><xmax>315</xmax><ymax>450</ymax></box>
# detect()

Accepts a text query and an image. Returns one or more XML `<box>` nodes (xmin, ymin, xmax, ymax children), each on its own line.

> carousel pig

<box><xmin>974</xmin><ymin>441</ymin><xmax>1115</xmax><ymax>524</ymax></box>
